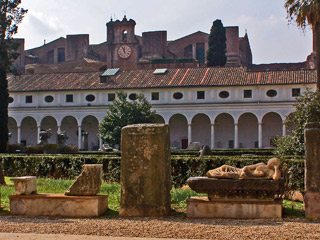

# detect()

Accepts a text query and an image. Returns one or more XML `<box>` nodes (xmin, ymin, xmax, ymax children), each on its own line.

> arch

<box><xmin>191</xmin><ymin>113</ymin><xmax>211</xmax><ymax>147</ymax></box>
<box><xmin>169</xmin><ymin>114</ymin><xmax>188</xmax><ymax>149</ymax></box>
<box><xmin>40</xmin><ymin>116</ymin><xmax>58</xmax><ymax>144</ymax></box>
<box><xmin>262</xmin><ymin>112</ymin><xmax>283</xmax><ymax>147</ymax></box>
<box><xmin>81</xmin><ymin>115</ymin><xmax>99</xmax><ymax>151</ymax></box>
<box><xmin>8</xmin><ymin>117</ymin><xmax>18</xmax><ymax>144</ymax></box>
<box><xmin>21</xmin><ymin>116</ymin><xmax>37</xmax><ymax>146</ymax></box>
<box><xmin>238</xmin><ymin>113</ymin><xmax>258</xmax><ymax>148</ymax></box>
<box><xmin>155</xmin><ymin>114</ymin><xmax>165</xmax><ymax>124</ymax></box>
<box><xmin>61</xmin><ymin>116</ymin><xmax>78</xmax><ymax>147</ymax></box>
<box><xmin>214</xmin><ymin>113</ymin><xmax>234</xmax><ymax>149</ymax></box>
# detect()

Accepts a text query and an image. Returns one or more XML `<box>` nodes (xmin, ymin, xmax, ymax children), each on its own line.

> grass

<box><xmin>0</xmin><ymin>177</ymin><xmax>305</xmax><ymax>218</ymax></box>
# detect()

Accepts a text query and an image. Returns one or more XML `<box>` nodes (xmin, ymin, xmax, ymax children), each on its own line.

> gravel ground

<box><xmin>1</xmin><ymin>215</ymin><xmax>320</xmax><ymax>240</ymax></box>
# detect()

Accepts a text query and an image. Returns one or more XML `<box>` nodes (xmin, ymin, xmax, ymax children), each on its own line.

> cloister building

<box><xmin>7</xmin><ymin>66</ymin><xmax>316</xmax><ymax>150</ymax></box>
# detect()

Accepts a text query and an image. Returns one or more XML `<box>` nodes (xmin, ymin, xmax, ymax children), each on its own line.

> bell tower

<box><xmin>106</xmin><ymin>16</ymin><xmax>140</xmax><ymax>68</ymax></box>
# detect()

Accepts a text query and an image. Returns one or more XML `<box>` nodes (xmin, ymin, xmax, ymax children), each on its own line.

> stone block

<box><xmin>120</xmin><ymin>124</ymin><xmax>171</xmax><ymax>217</ymax></box>
<box><xmin>10</xmin><ymin>176</ymin><xmax>37</xmax><ymax>195</ymax></box>
<box><xmin>10</xmin><ymin>194</ymin><xmax>108</xmax><ymax>217</ymax></box>
<box><xmin>65</xmin><ymin>164</ymin><xmax>102</xmax><ymax>196</ymax></box>
<box><xmin>187</xmin><ymin>197</ymin><xmax>282</xmax><ymax>219</ymax></box>
<box><xmin>304</xmin><ymin>192</ymin><xmax>320</xmax><ymax>218</ymax></box>
<box><xmin>187</xmin><ymin>142</ymin><xmax>201</xmax><ymax>150</ymax></box>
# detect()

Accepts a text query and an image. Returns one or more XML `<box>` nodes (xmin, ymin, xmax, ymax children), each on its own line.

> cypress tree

<box><xmin>206</xmin><ymin>19</ymin><xmax>227</xmax><ymax>67</ymax></box>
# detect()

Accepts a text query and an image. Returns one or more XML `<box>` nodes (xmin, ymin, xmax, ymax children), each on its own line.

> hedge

<box><xmin>0</xmin><ymin>154</ymin><xmax>304</xmax><ymax>193</ymax></box>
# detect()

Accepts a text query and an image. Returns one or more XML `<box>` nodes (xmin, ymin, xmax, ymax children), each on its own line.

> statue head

<box><xmin>267</xmin><ymin>158</ymin><xmax>280</xmax><ymax>169</ymax></box>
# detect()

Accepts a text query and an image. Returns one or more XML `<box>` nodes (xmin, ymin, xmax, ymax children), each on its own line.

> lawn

<box><xmin>0</xmin><ymin>177</ymin><xmax>304</xmax><ymax>217</ymax></box>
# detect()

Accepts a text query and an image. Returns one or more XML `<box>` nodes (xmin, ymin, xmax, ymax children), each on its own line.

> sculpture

<box><xmin>206</xmin><ymin>158</ymin><xmax>281</xmax><ymax>180</ymax></box>
<box><xmin>57</xmin><ymin>131</ymin><xmax>68</xmax><ymax>145</ymax></box>
<box><xmin>39</xmin><ymin>128</ymin><xmax>52</xmax><ymax>144</ymax></box>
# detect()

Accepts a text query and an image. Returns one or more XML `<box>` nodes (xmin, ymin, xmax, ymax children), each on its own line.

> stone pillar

<box><xmin>17</xmin><ymin>126</ymin><xmax>21</xmax><ymax>144</ymax></box>
<box><xmin>99</xmin><ymin>137</ymin><xmax>103</xmax><ymax>150</ymax></box>
<box><xmin>282</xmin><ymin>123</ymin><xmax>287</xmax><ymax>137</ymax></box>
<box><xmin>234</xmin><ymin>123</ymin><xmax>238</xmax><ymax>148</ymax></box>
<box><xmin>304</xmin><ymin>123</ymin><xmax>320</xmax><ymax>218</ymax></box>
<box><xmin>210</xmin><ymin>123</ymin><xmax>215</xmax><ymax>149</ymax></box>
<box><xmin>57</xmin><ymin>125</ymin><xmax>61</xmax><ymax>134</ymax></box>
<box><xmin>188</xmin><ymin>124</ymin><xmax>192</xmax><ymax>147</ymax></box>
<box><xmin>37</xmin><ymin>126</ymin><xmax>41</xmax><ymax>144</ymax></box>
<box><xmin>258</xmin><ymin>122</ymin><xmax>262</xmax><ymax>148</ymax></box>
<box><xmin>120</xmin><ymin>124</ymin><xmax>171</xmax><ymax>217</ymax></box>
<box><xmin>78</xmin><ymin>126</ymin><xmax>82</xmax><ymax>150</ymax></box>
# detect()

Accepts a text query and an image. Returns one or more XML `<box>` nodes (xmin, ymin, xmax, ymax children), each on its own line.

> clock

<box><xmin>118</xmin><ymin>45</ymin><xmax>132</xmax><ymax>59</ymax></box>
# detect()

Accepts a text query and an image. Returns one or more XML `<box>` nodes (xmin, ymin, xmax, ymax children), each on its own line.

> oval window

<box><xmin>219</xmin><ymin>91</ymin><xmax>229</xmax><ymax>99</ymax></box>
<box><xmin>266</xmin><ymin>90</ymin><xmax>277</xmax><ymax>97</ymax></box>
<box><xmin>8</xmin><ymin>96</ymin><xmax>14</xmax><ymax>104</ymax></box>
<box><xmin>173</xmin><ymin>92</ymin><xmax>183</xmax><ymax>100</ymax></box>
<box><xmin>129</xmin><ymin>93</ymin><xmax>137</xmax><ymax>100</ymax></box>
<box><xmin>86</xmin><ymin>94</ymin><xmax>95</xmax><ymax>102</ymax></box>
<box><xmin>44</xmin><ymin>95</ymin><xmax>54</xmax><ymax>103</ymax></box>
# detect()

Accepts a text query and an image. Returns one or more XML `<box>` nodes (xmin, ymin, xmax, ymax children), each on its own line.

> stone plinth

<box><xmin>305</xmin><ymin>123</ymin><xmax>320</xmax><ymax>218</ymax></box>
<box><xmin>120</xmin><ymin>124</ymin><xmax>171</xmax><ymax>217</ymax></box>
<box><xmin>187</xmin><ymin>177</ymin><xmax>284</xmax><ymax>219</ymax></box>
<box><xmin>10</xmin><ymin>176</ymin><xmax>37</xmax><ymax>195</ymax></box>
<box><xmin>65</xmin><ymin>164</ymin><xmax>103</xmax><ymax>196</ymax></box>
<box><xmin>10</xmin><ymin>194</ymin><xmax>108</xmax><ymax>217</ymax></box>
<box><xmin>187</xmin><ymin>197</ymin><xmax>282</xmax><ymax>219</ymax></box>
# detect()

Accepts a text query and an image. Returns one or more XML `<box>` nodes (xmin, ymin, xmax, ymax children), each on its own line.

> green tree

<box><xmin>206</xmin><ymin>19</ymin><xmax>227</xmax><ymax>67</ymax></box>
<box><xmin>285</xmin><ymin>0</ymin><xmax>320</xmax><ymax>90</ymax></box>
<box><xmin>0</xmin><ymin>0</ymin><xmax>27</xmax><ymax>184</ymax></box>
<box><xmin>275</xmin><ymin>89</ymin><xmax>320</xmax><ymax>156</ymax></box>
<box><xmin>99</xmin><ymin>91</ymin><xmax>157</xmax><ymax>147</ymax></box>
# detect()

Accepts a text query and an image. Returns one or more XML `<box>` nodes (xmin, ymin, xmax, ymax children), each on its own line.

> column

<box><xmin>188</xmin><ymin>124</ymin><xmax>192</xmax><ymax>147</ymax></box>
<box><xmin>78</xmin><ymin>125</ymin><xmax>82</xmax><ymax>150</ymax></box>
<box><xmin>37</xmin><ymin>126</ymin><xmax>41</xmax><ymax>144</ymax></box>
<box><xmin>258</xmin><ymin>122</ymin><xmax>262</xmax><ymax>148</ymax></box>
<box><xmin>210</xmin><ymin>123</ymin><xmax>215</xmax><ymax>149</ymax></box>
<box><xmin>234</xmin><ymin>123</ymin><xmax>238</xmax><ymax>148</ymax></box>
<box><xmin>99</xmin><ymin>137</ymin><xmax>103</xmax><ymax>150</ymax></box>
<box><xmin>57</xmin><ymin>125</ymin><xmax>61</xmax><ymax>134</ymax></box>
<box><xmin>282</xmin><ymin>122</ymin><xmax>287</xmax><ymax>136</ymax></box>
<box><xmin>17</xmin><ymin>126</ymin><xmax>21</xmax><ymax>144</ymax></box>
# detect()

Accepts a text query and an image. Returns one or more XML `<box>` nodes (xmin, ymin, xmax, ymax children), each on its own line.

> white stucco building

<box><xmin>7</xmin><ymin>66</ymin><xmax>316</xmax><ymax>150</ymax></box>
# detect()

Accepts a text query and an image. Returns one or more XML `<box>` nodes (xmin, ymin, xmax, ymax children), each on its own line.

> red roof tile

<box><xmin>8</xmin><ymin>67</ymin><xmax>317</xmax><ymax>92</ymax></box>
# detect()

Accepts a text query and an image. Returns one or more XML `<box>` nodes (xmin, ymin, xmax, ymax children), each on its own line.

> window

<box><xmin>219</xmin><ymin>91</ymin><xmax>229</xmax><ymax>99</ymax></box>
<box><xmin>44</xmin><ymin>95</ymin><xmax>54</xmax><ymax>103</ymax></box>
<box><xmin>86</xmin><ymin>94</ymin><xmax>95</xmax><ymax>102</ymax></box>
<box><xmin>129</xmin><ymin>93</ymin><xmax>137</xmax><ymax>100</ymax></box>
<box><xmin>122</xmin><ymin>30</ymin><xmax>128</xmax><ymax>42</ymax></box>
<box><xmin>292</xmin><ymin>88</ymin><xmax>301</xmax><ymax>97</ymax></box>
<box><xmin>66</xmin><ymin>94</ymin><xmax>73</xmax><ymax>103</ymax></box>
<box><xmin>25</xmin><ymin>95</ymin><xmax>32</xmax><ymax>103</ymax></box>
<box><xmin>184</xmin><ymin>45</ymin><xmax>193</xmax><ymax>58</ymax></box>
<box><xmin>197</xmin><ymin>91</ymin><xmax>205</xmax><ymax>99</ymax></box>
<box><xmin>108</xmin><ymin>93</ymin><xmax>115</xmax><ymax>102</ymax></box>
<box><xmin>8</xmin><ymin>96</ymin><xmax>14</xmax><ymax>104</ymax></box>
<box><xmin>173</xmin><ymin>92</ymin><xmax>183</xmax><ymax>100</ymax></box>
<box><xmin>243</xmin><ymin>89</ymin><xmax>252</xmax><ymax>98</ymax></box>
<box><xmin>266</xmin><ymin>89</ymin><xmax>277</xmax><ymax>97</ymax></box>
<box><xmin>151</xmin><ymin>92</ymin><xmax>159</xmax><ymax>101</ymax></box>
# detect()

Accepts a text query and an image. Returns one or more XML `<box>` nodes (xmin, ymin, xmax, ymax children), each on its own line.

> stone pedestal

<box><xmin>305</xmin><ymin>123</ymin><xmax>320</xmax><ymax>218</ymax></box>
<box><xmin>10</xmin><ymin>176</ymin><xmax>37</xmax><ymax>195</ymax></box>
<box><xmin>120</xmin><ymin>124</ymin><xmax>171</xmax><ymax>217</ymax></box>
<box><xmin>187</xmin><ymin>177</ymin><xmax>284</xmax><ymax>219</ymax></box>
<box><xmin>10</xmin><ymin>194</ymin><xmax>108</xmax><ymax>217</ymax></box>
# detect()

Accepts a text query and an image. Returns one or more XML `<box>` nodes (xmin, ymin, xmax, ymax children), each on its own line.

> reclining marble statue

<box><xmin>206</xmin><ymin>157</ymin><xmax>281</xmax><ymax>180</ymax></box>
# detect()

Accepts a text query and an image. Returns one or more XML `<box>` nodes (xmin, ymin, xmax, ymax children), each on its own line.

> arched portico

<box><xmin>81</xmin><ymin>115</ymin><xmax>99</xmax><ymax>151</ymax></box>
<box><xmin>191</xmin><ymin>113</ymin><xmax>211</xmax><ymax>147</ymax></box>
<box><xmin>262</xmin><ymin>112</ymin><xmax>283</xmax><ymax>147</ymax></box>
<box><xmin>40</xmin><ymin>116</ymin><xmax>58</xmax><ymax>144</ymax></box>
<box><xmin>214</xmin><ymin>113</ymin><xmax>235</xmax><ymax>148</ymax></box>
<box><xmin>169</xmin><ymin>114</ymin><xmax>188</xmax><ymax>149</ymax></box>
<box><xmin>155</xmin><ymin>114</ymin><xmax>165</xmax><ymax>124</ymax></box>
<box><xmin>8</xmin><ymin>117</ymin><xmax>18</xmax><ymax>144</ymax></box>
<box><xmin>61</xmin><ymin>116</ymin><xmax>78</xmax><ymax>147</ymax></box>
<box><xmin>238</xmin><ymin>113</ymin><xmax>258</xmax><ymax>148</ymax></box>
<box><xmin>21</xmin><ymin>116</ymin><xmax>38</xmax><ymax>146</ymax></box>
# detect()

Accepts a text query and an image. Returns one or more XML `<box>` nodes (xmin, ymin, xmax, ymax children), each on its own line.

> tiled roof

<box><xmin>8</xmin><ymin>67</ymin><xmax>317</xmax><ymax>92</ymax></box>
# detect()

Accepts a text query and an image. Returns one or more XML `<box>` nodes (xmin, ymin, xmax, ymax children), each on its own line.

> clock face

<box><xmin>118</xmin><ymin>45</ymin><xmax>132</xmax><ymax>59</ymax></box>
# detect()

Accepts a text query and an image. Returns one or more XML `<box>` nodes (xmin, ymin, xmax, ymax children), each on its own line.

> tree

<box><xmin>285</xmin><ymin>0</ymin><xmax>320</xmax><ymax>90</ymax></box>
<box><xmin>0</xmin><ymin>1</ymin><xmax>27</xmax><ymax>184</ymax></box>
<box><xmin>99</xmin><ymin>91</ymin><xmax>157</xmax><ymax>147</ymax></box>
<box><xmin>206</xmin><ymin>19</ymin><xmax>227</xmax><ymax>67</ymax></box>
<box><xmin>275</xmin><ymin>89</ymin><xmax>320</xmax><ymax>156</ymax></box>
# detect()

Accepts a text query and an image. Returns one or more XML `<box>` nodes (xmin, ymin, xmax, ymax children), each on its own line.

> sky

<box><xmin>15</xmin><ymin>0</ymin><xmax>313</xmax><ymax>64</ymax></box>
